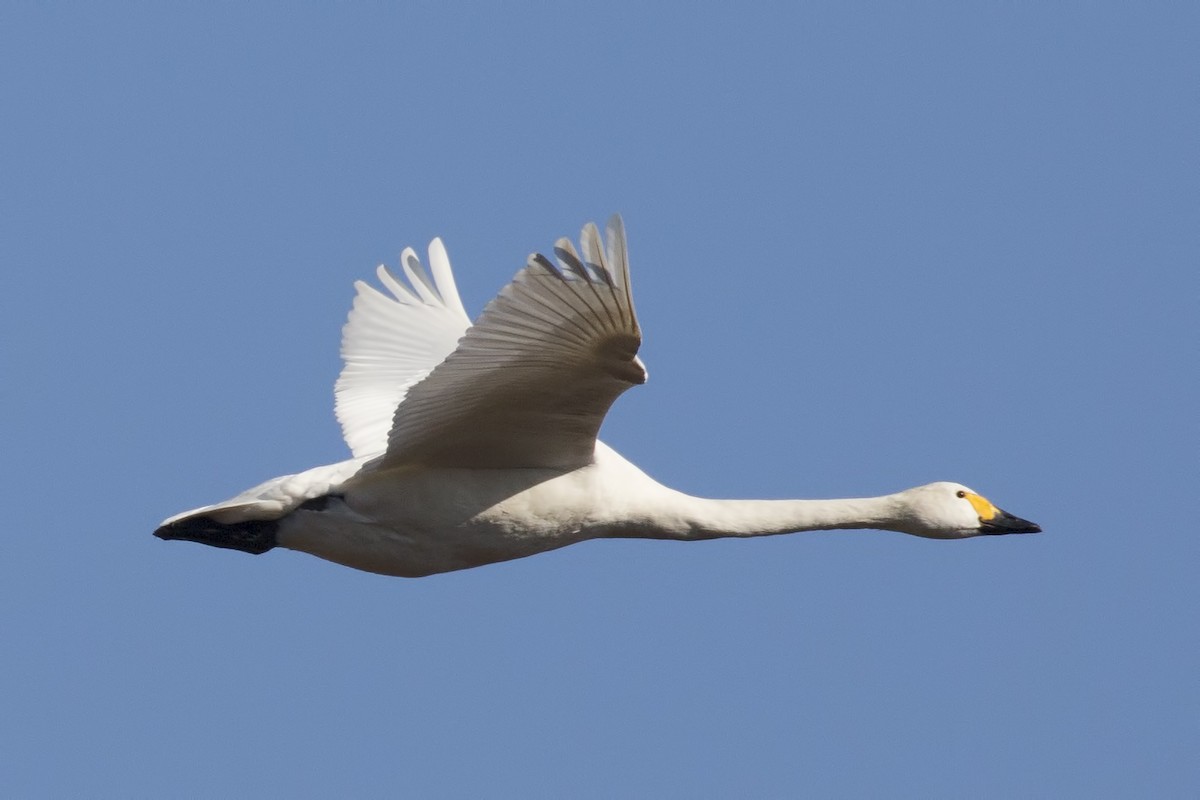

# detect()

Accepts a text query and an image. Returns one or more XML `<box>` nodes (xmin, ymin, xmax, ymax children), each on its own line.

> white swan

<box><xmin>155</xmin><ymin>217</ymin><xmax>1040</xmax><ymax>577</ymax></box>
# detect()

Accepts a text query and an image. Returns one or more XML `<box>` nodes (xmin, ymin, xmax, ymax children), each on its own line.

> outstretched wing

<box><xmin>334</xmin><ymin>238</ymin><xmax>472</xmax><ymax>458</ymax></box>
<box><xmin>380</xmin><ymin>216</ymin><xmax>644</xmax><ymax>470</ymax></box>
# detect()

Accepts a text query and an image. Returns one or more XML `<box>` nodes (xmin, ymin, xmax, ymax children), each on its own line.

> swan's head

<box><xmin>894</xmin><ymin>482</ymin><xmax>1041</xmax><ymax>539</ymax></box>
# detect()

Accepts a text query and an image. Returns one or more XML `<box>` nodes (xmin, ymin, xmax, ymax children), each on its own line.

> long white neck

<box><xmin>592</xmin><ymin>443</ymin><xmax>912</xmax><ymax>541</ymax></box>
<box><xmin>623</xmin><ymin>489</ymin><xmax>910</xmax><ymax>541</ymax></box>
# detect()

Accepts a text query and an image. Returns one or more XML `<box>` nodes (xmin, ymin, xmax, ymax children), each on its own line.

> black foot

<box><xmin>154</xmin><ymin>515</ymin><xmax>277</xmax><ymax>555</ymax></box>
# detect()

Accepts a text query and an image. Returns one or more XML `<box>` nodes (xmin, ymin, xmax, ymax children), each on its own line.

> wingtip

<box><xmin>579</xmin><ymin>221</ymin><xmax>606</xmax><ymax>274</ymax></box>
<box><xmin>426</xmin><ymin>237</ymin><xmax>469</xmax><ymax>319</ymax></box>
<box><xmin>604</xmin><ymin>214</ymin><xmax>630</xmax><ymax>290</ymax></box>
<box><xmin>606</xmin><ymin>214</ymin><xmax>626</xmax><ymax>245</ymax></box>
<box><xmin>555</xmin><ymin>237</ymin><xmax>596</xmax><ymax>279</ymax></box>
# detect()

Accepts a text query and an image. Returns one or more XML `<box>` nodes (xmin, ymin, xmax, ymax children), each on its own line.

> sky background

<box><xmin>2</xmin><ymin>3</ymin><xmax>1196</xmax><ymax>797</ymax></box>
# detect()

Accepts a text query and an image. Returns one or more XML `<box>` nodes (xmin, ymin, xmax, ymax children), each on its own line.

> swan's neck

<box><xmin>634</xmin><ymin>491</ymin><xmax>909</xmax><ymax>541</ymax></box>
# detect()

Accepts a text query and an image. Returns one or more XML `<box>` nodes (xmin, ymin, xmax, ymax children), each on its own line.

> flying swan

<box><xmin>155</xmin><ymin>217</ymin><xmax>1040</xmax><ymax>577</ymax></box>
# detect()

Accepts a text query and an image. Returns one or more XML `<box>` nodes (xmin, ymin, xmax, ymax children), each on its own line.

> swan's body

<box><xmin>156</xmin><ymin>217</ymin><xmax>1039</xmax><ymax>577</ymax></box>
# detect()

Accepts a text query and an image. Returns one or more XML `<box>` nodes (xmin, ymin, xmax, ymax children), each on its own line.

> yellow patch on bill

<box><xmin>965</xmin><ymin>492</ymin><xmax>999</xmax><ymax>521</ymax></box>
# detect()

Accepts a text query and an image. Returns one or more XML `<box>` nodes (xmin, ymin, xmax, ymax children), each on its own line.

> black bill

<box><xmin>980</xmin><ymin>508</ymin><xmax>1042</xmax><ymax>534</ymax></box>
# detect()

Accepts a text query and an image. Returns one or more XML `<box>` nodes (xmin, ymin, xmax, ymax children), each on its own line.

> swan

<box><xmin>155</xmin><ymin>216</ymin><xmax>1040</xmax><ymax>577</ymax></box>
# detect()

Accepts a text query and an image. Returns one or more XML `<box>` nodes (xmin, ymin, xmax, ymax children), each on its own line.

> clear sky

<box><xmin>2</xmin><ymin>3</ymin><xmax>1195</xmax><ymax>797</ymax></box>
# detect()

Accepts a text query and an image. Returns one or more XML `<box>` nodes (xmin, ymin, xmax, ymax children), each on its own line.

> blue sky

<box><xmin>2</xmin><ymin>3</ymin><xmax>1195</xmax><ymax>796</ymax></box>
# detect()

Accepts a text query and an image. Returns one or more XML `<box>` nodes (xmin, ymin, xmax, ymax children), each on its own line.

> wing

<box><xmin>334</xmin><ymin>238</ymin><xmax>473</xmax><ymax>458</ymax></box>
<box><xmin>379</xmin><ymin>215</ymin><xmax>645</xmax><ymax>470</ymax></box>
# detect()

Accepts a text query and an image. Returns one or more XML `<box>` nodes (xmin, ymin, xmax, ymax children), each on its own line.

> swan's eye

<box><xmin>956</xmin><ymin>490</ymin><xmax>966</xmax><ymax>498</ymax></box>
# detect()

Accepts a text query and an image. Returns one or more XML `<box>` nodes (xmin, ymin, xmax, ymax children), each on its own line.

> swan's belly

<box><xmin>274</xmin><ymin>461</ymin><xmax>623</xmax><ymax>577</ymax></box>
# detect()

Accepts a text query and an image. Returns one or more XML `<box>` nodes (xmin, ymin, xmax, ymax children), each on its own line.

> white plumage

<box><xmin>156</xmin><ymin>216</ymin><xmax>1039</xmax><ymax>577</ymax></box>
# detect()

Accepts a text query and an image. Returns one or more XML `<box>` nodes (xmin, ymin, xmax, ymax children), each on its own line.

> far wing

<box><xmin>380</xmin><ymin>216</ymin><xmax>644</xmax><ymax>470</ymax></box>
<box><xmin>335</xmin><ymin>239</ymin><xmax>472</xmax><ymax>458</ymax></box>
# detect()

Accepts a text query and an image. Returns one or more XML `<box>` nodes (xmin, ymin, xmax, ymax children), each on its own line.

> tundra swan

<box><xmin>155</xmin><ymin>217</ymin><xmax>1039</xmax><ymax>577</ymax></box>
